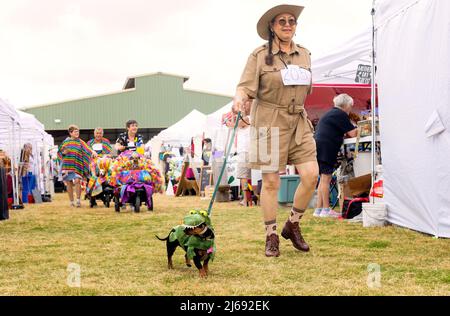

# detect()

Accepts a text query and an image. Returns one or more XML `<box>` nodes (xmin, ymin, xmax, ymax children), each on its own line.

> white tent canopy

<box><xmin>204</xmin><ymin>101</ymin><xmax>233</xmax><ymax>138</ymax></box>
<box><xmin>311</xmin><ymin>29</ymin><xmax>372</xmax><ymax>84</ymax></box>
<box><xmin>153</xmin><ymin>109</ymin><xmax>207</xmax><ymax>146</ymax></box>
<box><xmin>0</xmin><ymin>99</ymin><xmax>19</xmax><ymax>150</ymax></box>
<box><xmin>0</xmin><ymin>109</ymin><xmax>53</xmax><ymax>148</ymax></box>
<box><xmin>16</xmin><ymin>111</ymin><xmax>48</xmax><ymax>143</ymax></box>
<box><xmin>376</xmin><ymin>0</ymin><xmax>450</xmax><ymax>237</ymax></box>
<box><xmin>0</xmin><ymin>98</ymin><xmax>55</xmax><ymax>198</ymax></box>
<box><xmin>0</xmin><ymin>98</ymin><xmax>19</xmax><ymax>124</ymax></box>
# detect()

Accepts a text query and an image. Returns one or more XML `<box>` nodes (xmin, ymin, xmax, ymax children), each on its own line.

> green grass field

<box><xmin>0</xmin><ymin>193</ymin><xmax>449</xmax><ymax>296</ymax></box>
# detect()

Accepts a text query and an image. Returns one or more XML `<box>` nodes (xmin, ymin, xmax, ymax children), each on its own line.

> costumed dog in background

<box><xmin>86</xmin><ymin>157</ymin><xmax>114</xmax><ymax>208</ymax></box>
<box><xmin>156</xmin><ymin>210</ymin><xmax>215</xmax><ymax>278</ymax></box>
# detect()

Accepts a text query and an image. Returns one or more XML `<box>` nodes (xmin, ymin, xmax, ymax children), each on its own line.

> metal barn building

<box><xmin>23</xmin><ymin>72</ymin><xmax>232</xmax><ymax>144</ymax></box>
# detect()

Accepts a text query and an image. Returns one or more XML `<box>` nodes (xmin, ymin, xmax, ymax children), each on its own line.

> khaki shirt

<box><xmin>236</xmin><ymin>42</ymin><xmax>316</xmax><ymax>170</ymax></box>
<box><xmin>237</xmin><ymin>41</ymin><xmax>312</xmax><ymax>106</ymax></box>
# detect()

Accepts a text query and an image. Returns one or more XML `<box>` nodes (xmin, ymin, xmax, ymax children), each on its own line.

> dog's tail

<box><xmin>155</xmin><ymin>234</ymin><xmax>170</xmax><ymax>241</ymax></box>
<box><xmin>155</xmin><ymin>228</ymin><xmax>175</xmax><ymax>241</ymax></box>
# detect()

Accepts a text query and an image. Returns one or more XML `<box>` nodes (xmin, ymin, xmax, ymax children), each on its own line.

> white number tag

<box><xmin>281</xmin><ymin>65</ymin><xmax>311</xmax><ymax>86</ymax></box>
<box><xmin>127</xmin><ymin>141</ymin><xmax>135</xmax><ymax>147</ymax></box>
<box><xmin>92</xmin><ymin>143</ymin><xmax>102</xmax><ymax>151</ymax></box>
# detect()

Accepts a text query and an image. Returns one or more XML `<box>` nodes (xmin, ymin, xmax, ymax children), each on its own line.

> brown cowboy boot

<box><xmin>265</xmin><ymin>234</ymin><xmax>280</xmax><ymax>257</ymax></box>
<box><xmin>281</xmin><ymin>220</ymin><xmax>310</xmax><ymax>252</ymax></box>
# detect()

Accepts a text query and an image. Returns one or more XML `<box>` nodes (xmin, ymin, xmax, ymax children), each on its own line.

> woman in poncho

<box><xmin>58</xmin><ymin>125</ymin><xmax>97</xmax><ymax>207</ymax></box>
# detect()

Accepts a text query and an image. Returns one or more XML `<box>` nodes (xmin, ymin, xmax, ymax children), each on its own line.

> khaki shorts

<box><xmin>248</xmin><ymin>103</ymin><xmax>317</xmax><ymax>173</ymax></box>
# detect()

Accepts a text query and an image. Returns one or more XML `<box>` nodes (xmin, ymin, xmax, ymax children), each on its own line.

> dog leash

<box><xmin>207</xmin><ymin>111</ymin><xmax>242</xmax><ymax>216</ymax></box>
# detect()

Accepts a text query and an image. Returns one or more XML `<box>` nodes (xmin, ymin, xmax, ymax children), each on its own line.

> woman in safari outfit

<box><xmin>233</xmin><ymin>4</ymin><xmax>318</xmax><ymax>257</ymax></box>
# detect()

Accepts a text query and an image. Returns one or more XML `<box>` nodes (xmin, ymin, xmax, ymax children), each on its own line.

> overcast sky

<box><xmin>0</xmin><ymin>0</ymin><xmax>374</xmax><ymax>109</ymax></box>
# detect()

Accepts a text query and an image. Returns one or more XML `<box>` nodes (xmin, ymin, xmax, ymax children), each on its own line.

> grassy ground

<box><xmin>0</xmin><ymin>193</ymin><xmax>449</xmax><ymax>296</ymax></box>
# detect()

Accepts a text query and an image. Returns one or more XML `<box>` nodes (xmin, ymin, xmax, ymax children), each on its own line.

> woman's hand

<box><xmin>233</xmin><ymin>97</ymin><xmax>252</xmax><ymax>114</ymax></box>
<box><xmin>242</xmin><ymin>100</ymin><xmax>252</xmax><ymax>115</ymax></box>
<box><xmin>232</xmin><ymin>95</ymin><xmax>247</xmax><ymax>114</ymax></box>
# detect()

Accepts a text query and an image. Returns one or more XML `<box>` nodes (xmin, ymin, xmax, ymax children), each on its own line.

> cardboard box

<box><xmin>343</xmin><ymin>173</ymin><xmax>372</xmax><ymax>197</ymax></box>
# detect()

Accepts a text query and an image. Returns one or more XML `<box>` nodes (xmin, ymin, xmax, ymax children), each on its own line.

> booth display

<box><xmin>0</xmin><ymin>167</ymin><xmax>9</xmax><ymax>220</ymax></box>
<box><xmin>0</xmin><ymin>98</ymin><xmax>55</xmax><ymax>212</ymax></box>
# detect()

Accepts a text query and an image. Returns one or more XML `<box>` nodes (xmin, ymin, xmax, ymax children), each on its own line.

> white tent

<box><xmin>154</xmin><ymin>109</ymin><xmax>207</xmax><ymax>146</ymax></box>
<box><xmin>376</xmin><ymin>0</ymin><xmax>450</xmax><ymax>237</ymax></box>
<box><xmin>0</xmin><ymin>98</ymin><xmax>55</xmax><ymax>199</ymax></box>
<box><xmin>204</xmin><ymin>101</ymin><xmax>233</xmax><ymax>138</ymax></box>
<box><xmin>0</xmin><ymin>99</ymin><xmax>19</xmax><ymax>124</ymax></box>
<box><xmin>15</xmin><ymin>111</ymin><xmax>55</xmax><ymax>195</ymax></box>
<box><xmin>0</xmin><ymin>105</ymin><xmax>53</xmax><ymax>149</ymax></box>
<box><xmin>0</xmin><ymin>99</ymin><xmax>22</xmax><ymax>205</ymax></box>
<box><xmin>312</xmin><ymin>30</ymin><xmax>372</xmax><ymax>84</ymax></box>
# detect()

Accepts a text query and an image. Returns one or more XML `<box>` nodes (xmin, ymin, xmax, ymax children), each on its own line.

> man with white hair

<box><xmin>87</xmin><ymin>127</ymin><xmax>112</xmax><ymax>157</ymax></box>
<box><xmin>314</xmin><ymin>94</ymin><xmax>358</xmax><ymax>218</ymax></box>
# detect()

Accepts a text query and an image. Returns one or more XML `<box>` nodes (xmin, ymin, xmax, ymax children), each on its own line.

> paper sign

<box><xmin>355</xmin><ymin>64</ymin><xmax>372</xmax><ymax>84</ymax></box>
<box><xmin>92</xmin><ymin>143</ymin><xmax>102</xmax><ymax>152</ymax></box>
<box><xmin>281</xmin><ymin>66</ymin><xmax>311</xmax><ymax>86</ymax></box>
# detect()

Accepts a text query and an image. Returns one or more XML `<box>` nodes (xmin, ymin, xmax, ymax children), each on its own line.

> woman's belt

<box><xmin>257</xmin><ymin>100</ymin><xmax>308</xmax><ymax>145</ymax></box>
<box><xmin>257</xmin><ymin>100</ymin><xmax>305</xmax><ymax>115</ymax></box>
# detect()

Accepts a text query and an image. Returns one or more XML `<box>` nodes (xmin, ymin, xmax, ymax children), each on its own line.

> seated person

<box><xmin>88</xmin><ymin>127</ymin><xmax>112</xmax><ymax>157</ymax></box>
<box><xmin>115</xmin><ymin>120</ymin><xmax>144</xmax><ymax>155</ymax></box>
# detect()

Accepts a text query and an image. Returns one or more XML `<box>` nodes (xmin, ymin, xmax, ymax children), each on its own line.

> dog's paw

<box><xmin>199</xmin><ymin>269</ymin><xmax>208</xmax><ymax>278</ymax></box>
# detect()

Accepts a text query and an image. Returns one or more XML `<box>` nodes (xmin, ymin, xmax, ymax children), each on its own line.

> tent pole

<box><xmin>10</xmin><ymin>119</ymin><xmax>17</xmax><ymax>205</ymax></box>
<box><xmin>11</xmin><ymin>120</ymin><xmax>23</xmax><ymax>209</ymax></box>
<box><xmin>371</xmin><ymin>0</ymin><xmax>377</xmax><ymax>204</ymax></box>
<box><xmin>34</xmin><ymin>139</ymin><xmax>42</xmax><ymax>196</ymax></box>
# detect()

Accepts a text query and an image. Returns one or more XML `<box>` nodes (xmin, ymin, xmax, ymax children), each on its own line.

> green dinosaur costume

<box><xmin>168</xmin><ymin>210</ymin><xmax>216</xmax><ymax>260</ymax></box>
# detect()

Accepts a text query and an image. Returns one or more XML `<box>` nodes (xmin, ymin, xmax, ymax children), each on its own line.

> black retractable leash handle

<box><xmin>207</xmin><ymin>111</ymin><xmax>242</xmax><ymax>216</ymax></box>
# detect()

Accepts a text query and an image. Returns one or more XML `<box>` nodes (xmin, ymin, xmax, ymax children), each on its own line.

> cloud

<box><xmin>0</xmin><ymin>0</ymin><xmax>374</xmax><ymax>108</ymax></box>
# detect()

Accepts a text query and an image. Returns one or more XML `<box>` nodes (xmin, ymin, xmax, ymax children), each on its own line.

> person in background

<box><xmin>58</xmin><ymin>125</ymin><xmax>97</xmax><ymax>207</ymax></box>
<box><xmin>314</xmin><ymin>94</ymin><xmax>358</xmax><ymax>218</ymax></box>
<box><xmin>163</xmin><ymin>151</ymin><xmax>173</xmax><ymax>185</ymax></box>
<box><xmin>201</xmin><ymin>138</ymin><xmax>212</xmax><ymax>166</ymax></box>
<box><xmin>144</xmin><ymin>142</ymin><xmax>152</xmax><ymax>159</ymax></box>
<box><xmin>115</xmin><ymin>120</ymin><xmax>144</xmax><ymax>155</ymax></box>
<box><xmin>18</xmin><ymin>143</ymin><xmax>35</xmax><ymax>203</ymax></box>
<box><xmin>179</xmin><ymin>144</ymin><xmax>184</xmax><ymax>157</ymax></box>
<box><xmin>236</xmin><ymin>101</ymin><xmax>252</xmax><ymax>206</ymax></box>
<box><xmin>87</xmin><ymin>127</ymin><xmax>112</xmax><ymax>157</ymax></box>
<box><xmin>19</xmin><ymin>143</ymin><xmax>33</xmax><ymax>178</ymax></box>
<box><xmin>0</xmin><ymin>149</ymin><xmax>12</xmax><ymax>175</ymax></box>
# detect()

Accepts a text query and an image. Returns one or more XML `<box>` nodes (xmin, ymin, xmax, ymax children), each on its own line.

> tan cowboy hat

<box><xmin>257</xmin><ymin>4</ymin><xmax>304</xmax><ymax>40</ymax></box>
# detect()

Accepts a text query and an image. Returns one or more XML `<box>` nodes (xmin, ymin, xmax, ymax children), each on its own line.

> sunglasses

<box><xmin>275</xmin><ymin>18</ymin><xmax>297</xmax><ymax>27</ymax></box>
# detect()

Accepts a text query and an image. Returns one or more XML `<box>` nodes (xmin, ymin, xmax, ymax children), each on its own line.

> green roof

<box><xmin>24</xmin><ymin>72</ymin><xmax>232</xmax><ymax>131</ymax></box>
